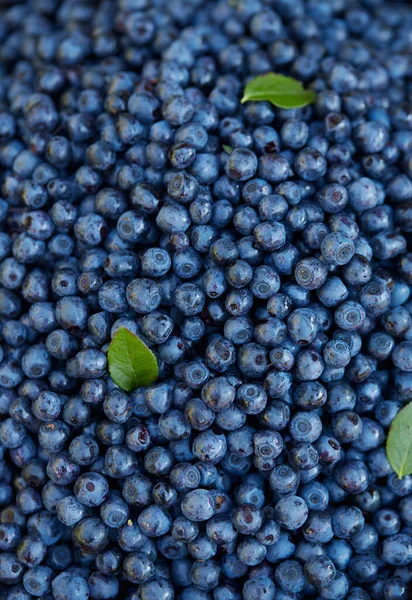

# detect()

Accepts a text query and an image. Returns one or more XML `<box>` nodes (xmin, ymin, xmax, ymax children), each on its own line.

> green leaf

<box><xmin>386</xmin><ymin>402</ymin><xmax>412</xmax><ymax>478</ymax></box>
<box><xmin>222</xmin><ymin>144</ymin><xmax>234</xmax><ymax>153</ymax></box>
<box><xmin>108</xmin><ymin>327</ymin><xmax>159</xmax><ymax>392</ymax></box>
<box><xmin>241</xmin><ymin>73</ymin><xmax>316</xmax><ymax>109</ymax></box>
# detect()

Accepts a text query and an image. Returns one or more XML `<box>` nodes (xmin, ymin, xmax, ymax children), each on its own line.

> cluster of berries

<box><xmin>0</xmin><ymin>0</ymin><xmax>412</xmax><ymax>599</ymax></box>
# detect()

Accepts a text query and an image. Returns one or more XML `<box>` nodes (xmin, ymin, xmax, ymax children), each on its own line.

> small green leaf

<box><xmin>108</xmin><ymin>327</ymin><xmax>159</xmax><ymax>392</ymax></box>
<box><xmin>222</xmin><ymin>144</ymin><xmax>234</xmax><ymax>153</ymax></box>
<box><xmin>241</xmin><ymin>73</ymin><xmax>316</xmax><ymax>109</ymax></box>
<box><xmin>386</xmin><ymin>402</ymin><xmax>412</xmax><ymax>478</ymax></box>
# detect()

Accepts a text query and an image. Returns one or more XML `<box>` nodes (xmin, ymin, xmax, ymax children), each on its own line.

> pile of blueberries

<box><xmin>1</xmin><ymin>0</ymin><xmax>412</xmax><ymax>598</ymax></box>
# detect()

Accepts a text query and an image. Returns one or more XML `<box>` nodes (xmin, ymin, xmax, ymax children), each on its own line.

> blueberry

<box><xmin>71</xmin><ymin>517</ymin><xmax>109</xmax><ymax>554</ymax></box>
<box><xmin>56</xmin><ymin>495</ymin><xmax>86</xmax><ymax>527</ymax></box>
<box><xmin>243</xmin><ymin>576</ymin><xmax>276</xmax><ymax>600</ymax></box>
<box><xmin>0</xmin><ymin>418</ymin><xmax>26</xmax><ymax>449</ymax></box>
<box><xmin>274</xmin><ymin>559</ymin><xmax>304</xmax><ymax>593</ymax></box>
<box><xmin>88</xmin><ymin>572</ymin><xmax>119</xmax><ymax>599</ymax></box>
<box><xmin>123</xmin><ymin>552</ymin><xmax>154</xmax><ymax>584</ymax></box>
<box><xmin>319</xmin><ymin>570</ymin><xmax>349</xmax><ymax>600</ymax></box>
<box><xmin>193</xmin><ymin>429</ymin><xmax>227</xmax><ymax>464</ymax></box>
<box><xmin>139</xmin><ymin>578</ymin><xmax>174</xmax><ymax>600</ymax></box>
<box><xmin>334</xmin><ymin>301</ymin><xmax>366</xmax><ymax>331</ymax></box>
<box><xmin>254</xmin><ymin>221</ymin><xmax>286</xmax><ymax>251</ymax></box>
<box><xmin>105</xmin><ymin>445</ymin><xmax>138</xmax><ymax>479</ymax></box>
<box><xmin>289</xmin><ymin>412</ymin><xmax>322</xmax><ymax>443</ymax></box>
<box><xmin>382</xmin><ymin>534</ymin><xmax>412</xmax><ymax>566</ymax></box>
<box><xmin>181</xmin><ymin>489</ymin><xmax>215</xmax><ymax>522</ymax></box>
<box><xmin>16</xmin><ymin>534</ymin><xmax>47</xmax><ymax>567</ymax></box>
<box><xmin>126</xmin><ymin>278</ymin><xmax>162</xmax><ymax>314</ymax></box>
<box><xmin>23</xmin><ymin>564</ymin><xmax>53</xmax><ymax>596</ymax></box>
<box><xmin>274</xmin><ymin>495</ymin><xmax>308</xmax><ymax>530</ymax></box>
<box><xmin>51</xmin><ymin>572</ymin><xmax>89</xmax><ymax>600</ymax></box>
<box><xmin>74</xmin><ymin>472</ymin><xmax>109</xmax><ymax>507</ymax></box>
<box><xmin>295</xmin><ymin>257</ymin><xmax>328</xmax><ymax>290</ymax></box>
<box><xmin>0</xmin><ymin>552</ymin><xmax>24</xmax><ymax>585</ymax></box>
<box><xmin>86</xmin><ymin>140</ymin><xmax>116</xmax><ymax>171</ymax></box>
<box><xmin>382</xmin><ymin>577</ymin><xmax>408</xmax><ymax>600</ymax></box>
<box><xmin>235</xmin><ymin>535</ymin><xmax>266</xmax><ymax>567</ymax></box>
<box><xmin>332</xmin><ymin>413</ymin><xmax>364</xmax><ymax>444</ymax></box>
<box><xmin>332</xmin><ymin>506</ymin><xmax>365</xmax><ymax>539</ymax></box>
<box><xmin>138</xmin><ymin>505</ymin><xmax>172</xmax><ymax>538</ymax></box>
